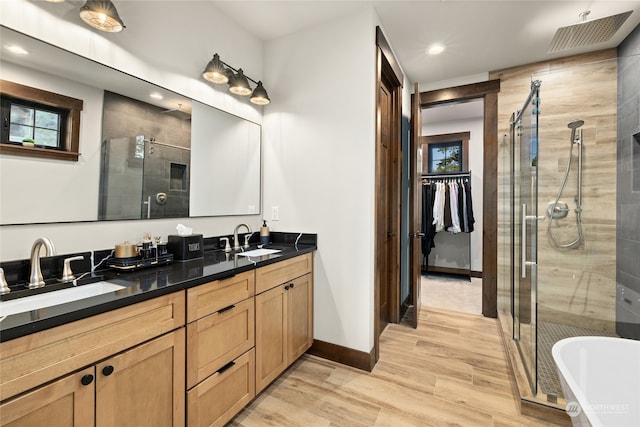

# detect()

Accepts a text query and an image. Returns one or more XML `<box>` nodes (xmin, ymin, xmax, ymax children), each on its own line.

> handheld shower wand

<box><xmin>548</xmin><ymin>120</ymin><xmax>585</xmax><ymax>248</ymax></box>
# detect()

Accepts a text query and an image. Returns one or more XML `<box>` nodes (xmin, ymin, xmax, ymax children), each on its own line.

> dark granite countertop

<box><xmin>0</xmin><ymin>234</ymin><xmax>316</xmax><ymax>342</ymax></box>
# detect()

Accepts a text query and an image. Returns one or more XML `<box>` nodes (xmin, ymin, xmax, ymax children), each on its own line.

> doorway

<box><xmin>420</xmin><ymin>100</ymin><xmax>484</xmax><ymax>315</ymax></box>
<box><xmin>410</xmin><ymin>80</ymin><xmax>500</xmax><ymax>321</ymax></box>
<box><xmin>374</xmin><ymin>27</ymin><xmax>403</xmax><ymax>364</ymax></box>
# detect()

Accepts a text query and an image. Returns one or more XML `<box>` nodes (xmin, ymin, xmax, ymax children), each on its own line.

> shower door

<box><xmin>512</xmin><ymin>80</ymin><xmax>541</xmax><ymax>393</ymax></box>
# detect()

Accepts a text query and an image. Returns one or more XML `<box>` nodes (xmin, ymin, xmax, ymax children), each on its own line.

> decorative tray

<box><xmin>107</xmin><ymin>254</ymin><xmax>174</xmax><ymax>271</ymax></box>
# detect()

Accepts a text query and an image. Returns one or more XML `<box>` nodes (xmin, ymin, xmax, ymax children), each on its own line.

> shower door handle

<box><xmin>143</xmin><ymin>196</ymin><xmax>151</xmax><ymax>219</ymax></box>
<box><xmin>521</xmin><ymin>204</ymin><xmax>540</xmax><ymax>278</ymax></box>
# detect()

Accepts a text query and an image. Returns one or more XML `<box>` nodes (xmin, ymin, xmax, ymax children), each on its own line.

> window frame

<box><xmin>0</xmin><ymin>80</ymin><xmax>83</xmax><ymax>161</ymax></box>
<box><xmin>421</xmin><ymin>131</ymin><xmax>470</xmax><ymax>174</ymax></box>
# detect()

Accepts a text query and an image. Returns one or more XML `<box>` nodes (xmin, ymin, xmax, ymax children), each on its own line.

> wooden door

<box><xmin>0</xmin><ymin>367</ymin><xmax>95</xmax><ymax>427</ymax></box>
<box><xmin>377</xmin><ymin>78</ymin><xmax>393</xmax><ymax>334</ymax></box>
<box><xmin>255</xmin><ymin>284</ymin><xmax>287</xmax><ymax>393</ymax></box>
<box><xmin>287</xmin><ymin>273</ymin><xmax>313</xmax><ymax>362</ymax></box>
<box><xmin>96</xmin><ymin>329</ymin><xmax>185</xmax><ymax>427</ymax></box>
<box><xmin>409</xmin><ymin>82</ymin><xmax>423</xmax><ymax>328</ymax></box>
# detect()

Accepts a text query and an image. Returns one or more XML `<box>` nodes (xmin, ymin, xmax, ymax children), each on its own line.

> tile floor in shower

<box><xmin>537</xmin><ymin>321</ymin><xmax>618</xmax><ymax>398</ymax></box>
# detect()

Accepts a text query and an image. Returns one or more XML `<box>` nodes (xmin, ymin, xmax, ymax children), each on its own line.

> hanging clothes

<box><xmin>421</xmin><ymin>173</ymin><xmax>475</xmax><ymax>259</ymax></box>
<box><xmin>422</xmin><ymin>183</ymin><xmax>437</xmax><ymax>257</ymax></box>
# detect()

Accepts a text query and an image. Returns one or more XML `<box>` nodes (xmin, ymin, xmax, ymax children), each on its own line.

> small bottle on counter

<box><xmin>260</xmin><ymin>220</ymin><xmax>270</xmax><ymax>245</ymax></box>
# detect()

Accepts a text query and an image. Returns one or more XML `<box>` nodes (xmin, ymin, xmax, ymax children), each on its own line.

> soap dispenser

<box><xmin>260</xmin><ymin>220</ymin><xmax>270</xmax><ymax>245</ymax></box>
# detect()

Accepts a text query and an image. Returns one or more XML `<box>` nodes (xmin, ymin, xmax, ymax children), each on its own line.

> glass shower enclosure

<box><xmin>99</xmin><ymin>135</ymin><xmax>191</xmax><ymax>220</ymax></box>
<box><xmin>510</xmin><ymin>80</ymin><xmax>541</xmax><ymax>394</ymax></box>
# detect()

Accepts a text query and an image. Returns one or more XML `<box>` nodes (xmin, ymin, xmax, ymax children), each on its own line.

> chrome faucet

<box><xmin>233</xmin><ymin>224</ymin><xmax>251</xmax><ymax>251</ymax></box>
<box><xmin>28</xmin><ymin>237</ymin><xmax>56</xmax><ymax>289</ymax></box>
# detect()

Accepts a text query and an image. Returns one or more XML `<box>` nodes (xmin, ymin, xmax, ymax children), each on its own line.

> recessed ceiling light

<box><xmin>427</xmin><ymin>44</ymin><xmax>445</xmax><ymax>55</ymax></box>
<box><xmin>5</xmin><ymin>45</ymin><xmax>30</xmax><ymax>55</ymax></box>
<box><xmin>150</xmin><ymin>93</ymin><xmax>163</xmax><ymax>100</ymax></box>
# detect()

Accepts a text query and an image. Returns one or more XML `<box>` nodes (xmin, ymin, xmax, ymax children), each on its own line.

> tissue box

<box><xmin>167</xmin><ymin>234</ymin><xmax>204</xmax><ymax>261</ymax></box>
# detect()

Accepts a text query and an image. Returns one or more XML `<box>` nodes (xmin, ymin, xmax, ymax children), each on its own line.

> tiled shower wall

<box><xmin>617</xmin><ymin>24</ymin><xmax>640</xmax><ymax>339</ymax></box>
<box><xmin>492</xmin><ymin>49</ymin><xmax>618</xmax><ymax>333</ymax></box>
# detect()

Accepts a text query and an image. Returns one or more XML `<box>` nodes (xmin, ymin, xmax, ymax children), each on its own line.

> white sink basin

<box><xmin>237</xmin><ymin>248</ymin><xmax>282</xmax><ymax>257</ymax></box>
<box><xmin>0</xmin><ymin>282</ymin><xmax>125</xmax><ymax>317</ymax></box>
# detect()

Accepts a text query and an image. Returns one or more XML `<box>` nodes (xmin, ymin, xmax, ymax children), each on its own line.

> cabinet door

<box><xmin>287</xmin><ymin>273</ymin><xmax>314</xmax><ymax>363</ymax></box>
<box><xmin>96</xmin><ymin>329</ymin><xmax>185</xmax><ymax>427</ymax></box>
<box><xmin>0</xmin><ymin>367</ymin><xmax>95</xmax><ymax>427</ymax></box>
<box><xmin>255</xmin><ymin>284</ymin><xmax>287</xmax><ymax>393</ymax></box>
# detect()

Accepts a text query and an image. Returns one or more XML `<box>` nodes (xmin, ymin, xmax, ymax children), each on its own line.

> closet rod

<box><xmin>422</xmin><ymin>170</ymin><xmax>471</xmax><ymax>179</ymax></box>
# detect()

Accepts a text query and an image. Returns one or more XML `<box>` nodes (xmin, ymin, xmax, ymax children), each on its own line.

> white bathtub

<box><xmin>552</xmin><ymin>336</ymin><xmax>640</xmax><ymax>427</ymax></box>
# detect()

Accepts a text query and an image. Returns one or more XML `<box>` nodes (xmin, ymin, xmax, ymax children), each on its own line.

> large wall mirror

<box><xmin>0</xmin><ymin>26</ymin><xmax>261</xmax><ymax>225</ymax></box>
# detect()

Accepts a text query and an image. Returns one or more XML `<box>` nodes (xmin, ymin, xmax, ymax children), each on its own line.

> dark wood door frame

<box><xmin>374</xmin><ymin>27</ymin><xmax>403</xmax><ymax>364</ymax></box>
<box><xmin>417</xmin><ymin>80</ymin><xmax>500</xmax><ymax>317</ymax></box>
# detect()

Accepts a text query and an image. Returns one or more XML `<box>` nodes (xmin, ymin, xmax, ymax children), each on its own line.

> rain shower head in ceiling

<box><xmin>547</xmin><ymin>10</ymin><xmax>633</xmax><ymax>53</ymax></box>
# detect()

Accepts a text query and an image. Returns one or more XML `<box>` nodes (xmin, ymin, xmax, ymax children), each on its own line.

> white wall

<box><xmin>423</xmin><ymin>115</ymin><xmax>484</xmax><ymax>273</ymax></box>
<box><xmin>0</xmin><ymin>61</ymin><xmax>104</xmax><ymax>224</ymax></box>
<box><xmin>0</xmin><ymin>0</ymin><xmax>265</xmax><ymax>260</ymax></box>
<box><xmin>262</xmin><ymin>7</ymin><xmax>379</xmax><ymax>353</ymax></box>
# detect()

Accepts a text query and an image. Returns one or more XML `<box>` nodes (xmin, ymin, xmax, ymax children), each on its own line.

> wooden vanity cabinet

<box><xmin>255</xmin><ymin>254</ymin><xmax>313</xmax><ymax>393</ymax></box>
<box><xmin>0</xmin><ymin>367</ymin><xmax>95</xmax><ymax>427</ymax></box>
<box><xmin>186</xmin><ymin>270</ymin><xmax>256</xmax><ymax>427</ymax></box>
<box><xmin>0</xmin><ymin>292</ymin><xmax>186</xmax><ymax>427</ymax></box>
<box><xmin>0</xmin><ymin>328</ymin><xmax>185</xmax><ymax>427</ymax></box>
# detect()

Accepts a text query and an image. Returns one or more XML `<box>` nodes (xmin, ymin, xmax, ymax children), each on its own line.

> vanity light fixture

<box><xmin>79</xmin><ymin>0</ymin><xmax>126</xmax><ymax>33</ymax></box>
<box><xmin>202</xmin><ymin>53</ymin><xmax>270</xmax><ymax>105</ymax></box>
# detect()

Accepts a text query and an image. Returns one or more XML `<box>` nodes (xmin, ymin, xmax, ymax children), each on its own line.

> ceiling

<box><xmin>211</xmin><ymin>0</ymin><xmax>640</xmax><ymax>85</ymax></box>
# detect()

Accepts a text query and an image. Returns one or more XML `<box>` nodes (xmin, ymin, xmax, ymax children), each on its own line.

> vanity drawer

<box><xmin>255</xmin><ymin>253</ymin><xmax>312</xmax><ymax>294</ymax></box>
<box><xmin>186</xmin><ymin>270</ymin><xmax>254</xmax><ymax>323</ymax></box>
<box><xmin>186</xmin><ymin>298</ymin><xmax>255</xmax><ymax>389</ymax></box>
<box><xmin>187</xmin><ymin>348</ymin><xmax>255</xmax><ymax>427</ymax></box>
<box><xmin>0</xmin><ymin>291</ymin><xmax>185</xmax><ymax>401</ymax></box>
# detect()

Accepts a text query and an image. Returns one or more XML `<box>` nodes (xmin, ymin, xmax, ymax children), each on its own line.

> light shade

<box><xmin>229</xmin><ymin>69</ymin><xmax>252</xmax><ymax>96</ymax></box>
<box><xmin>250</xmin><ymin>81</ymin><xmax>270</xmax><ymax>105</ymax></box>
<box><xmin>79</xmin><ymin>0</ymin><xmax>125</xmax><ymax>33</ymax></box>
<box><xmin>202</xmin><ymin>53</ymin><xmax>229</xmax><ymax>84</ymax></box>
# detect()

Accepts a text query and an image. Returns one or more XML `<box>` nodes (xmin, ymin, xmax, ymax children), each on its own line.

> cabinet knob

<box><xmin>81</xmin><ymin>374</ymin><xmax>94</xmax><ymax>386</ymax></box>
<box><xmin>284</xmin><ymin>285</ymin><xmax>290</xmax><ymax>290</ymax></box>
<box><xmin>102</xmin><ymin>365</ymin><xmax>115</xmax><ymax>376</ymax></box>
<box><xmin>290</xmin><ymin>283</ymin><xmax>295</xmax><ymax>288</ymax></box>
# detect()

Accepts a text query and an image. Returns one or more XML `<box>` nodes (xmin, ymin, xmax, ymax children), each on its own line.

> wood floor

<box><xmin>229</xmin><ymin>307</ymin><xmax>568</xmax><ymax>426</ymax></box>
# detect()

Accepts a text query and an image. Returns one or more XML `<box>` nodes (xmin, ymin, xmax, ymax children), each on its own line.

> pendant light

<box><xmin>228</xmin><ymin>69</ymin><xmax>252</xmax><ymax>96</ymax></box>
<box><xmin>202</xmin><ymin>54</ymin><xmax>229</xmax><ymax>84</ymax></box>
<box><xmin>79</xmin><ymin>0</ymin><xmax>126</xmax><ymax>33</ymax></box>
<box><xmin>250</xmin><ymin>81</ymin><xmax>271</xmax><ymax>105</ymax></box>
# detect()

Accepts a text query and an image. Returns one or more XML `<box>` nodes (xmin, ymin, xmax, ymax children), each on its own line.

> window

<box><xmin>422</xmin><ymin>131</ymin><xmax>470</xmax><ymax>174</ymax></box>
<box><xmin>428</xmin><ymin>140</ymin><xmax>462</xmax><ymax>173</ymax></box>
<box><xmin>2</xmin><ymin>96</ymin><xmax>67</xmax><ymax>149</ymax></box>
<box><xmin>0</xmin><ymin>80</ymin><xmax>83</xmax><ymax>161</ymax></box>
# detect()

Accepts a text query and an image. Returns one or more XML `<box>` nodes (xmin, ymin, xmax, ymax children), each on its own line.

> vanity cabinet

<box><xmin>186</xmin><ymin>271</ymin><xmax>256</xmax><ymax>427</ymax></box>
<box><xmin>0</xmin><ymin>327</ymin><xmax>185</xmax><ymax>427</ymax></box>
<box><xmin>255</xmin><ymin>254</ymin><xmax>313</xmax><ymax>393</ymax></box>
<box><xmin>0</xmin><ymin>292</ymin><xmax>185</xmax><ymax>401</ymax></box>
<box><xmin>0</xmin><ymin>367</ymin><xmax>95</xmax><ymax>427</ymax></box>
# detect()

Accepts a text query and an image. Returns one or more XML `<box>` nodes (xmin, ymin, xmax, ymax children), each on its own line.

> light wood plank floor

<box><xmin>229</xmin><ymin>307</ymin><xmax>567</xmax><ymax>426</ymax></box>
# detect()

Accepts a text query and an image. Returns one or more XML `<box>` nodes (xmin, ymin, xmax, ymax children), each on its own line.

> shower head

<box><xmin>568</xmin><ymin>120</ymin><xmax>584</xmax><ymax>130</ymax></box>
<box><xmin>547</xmin><ymin>10</ymin><xmax>632</xmax><ymax>53</ymax></box>
<box><xmin>568</xmin><ymin>120</ymin><xmax>584</xmax><ymax>144</ymax></box>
